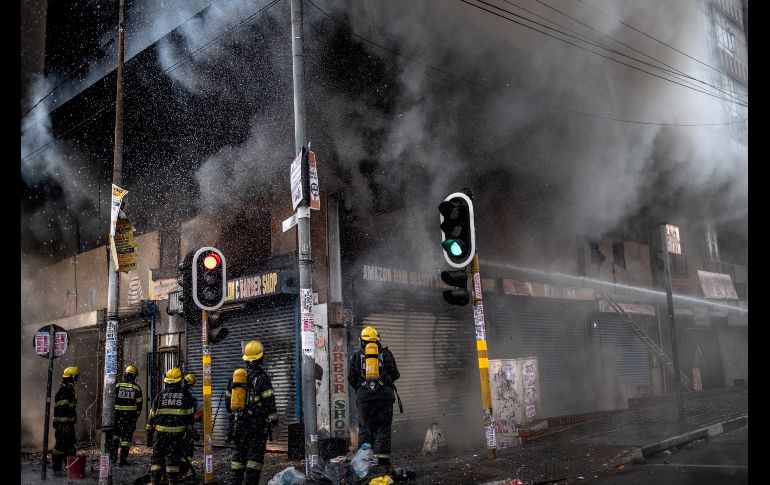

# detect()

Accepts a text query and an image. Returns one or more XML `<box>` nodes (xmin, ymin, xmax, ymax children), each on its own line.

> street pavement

<box><xmin>20</xmin><ymin>387</ymin><xmax>747</xmax><ymax>485</ymax></box>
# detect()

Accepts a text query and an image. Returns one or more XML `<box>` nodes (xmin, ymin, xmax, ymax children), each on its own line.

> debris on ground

<box><xmin>267</xmin><ymin>466</ymin><xmax>305</xmax><ymax>485</ymax></box>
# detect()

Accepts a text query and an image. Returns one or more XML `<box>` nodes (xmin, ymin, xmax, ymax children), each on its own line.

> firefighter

<box><xmin>348</xmin><ymin>326</ymin><xmax>400</xmax><ymax>468</ymax></box>
<box><xmin>229</xmin><ymin>340</ymin><xmax>278</xmax><ymax>485</ymax></box>
<box><xmin>146</xmin><ymin>368</ymin><xmax>195</xmax><ymax>485</ymax></box>
<box><xmin>52</xmin><ymin>366</ymin><xmax>79</xmax><ymax>476</ymax></box>
<box><xmin>179</xmin><ymin>373</ymin><xmax>199</xmax><ymax>480</ymax></box>
<box><xmin>112</xmin><ymin>364</ymin><xmax>143</xmax><ymax>466</ymax></box>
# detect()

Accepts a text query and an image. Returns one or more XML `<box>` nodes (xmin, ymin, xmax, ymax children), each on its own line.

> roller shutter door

<box><xmin>592</xmin><ymin>313</ymin><xmax>652</xmax><ymax>398</ymax></box>
<box><xmin>717</xmin><ymin>326</ymin><xmax>748</xmax><ymax>386</ymax></box>
<box><xmin>186</xmin><ymin>295</ymin><xmax>297</xmax><ymax>449</ymax></box>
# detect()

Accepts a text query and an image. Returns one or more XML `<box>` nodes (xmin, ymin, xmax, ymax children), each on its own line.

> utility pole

<box><xmin>41</xmin><ymin>324</ymin><xmax>55</xmax><ymax>480</ymax></box>
<box><xmin>470</xmin><ymin>254</ymin><xmax>497</xmax><ymax>459</ymax></box>
<box><xmin>658</xmin><ymin>223</ymin><xmax>685</xmax><ymax>423</ymax></box>
<box><xmin>290</xmin><ymin>0</ymin><xmax>319</xmax><ymax>473</ymax></box>
<box><xmin>98</xmin><ymin>1</ymin><xmax>125</xmax><ymax>483</ymax></box>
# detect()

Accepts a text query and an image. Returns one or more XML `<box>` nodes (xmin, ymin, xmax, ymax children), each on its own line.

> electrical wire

<box><xmin>502</xmin><ymin>0</ymin><xmax>747</xmax><ymax>104</ymax></box>
<box><xmin>21</xmin><ymin>0</ymin><xmax>283</xmax><ymax>165</ymax></box>
<box><xmin>463</xmin><ymin>0</ymin><xmax>746</xmax><ymax>107</ymax></box>
<box><xmin>306</xmin><ymin>0</ymin><xmax>747</xmax><ymax>127</ymax></box>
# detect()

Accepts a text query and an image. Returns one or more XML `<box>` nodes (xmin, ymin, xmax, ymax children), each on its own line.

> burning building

<box><xmin>21</xmin><ymin>0</ymin><xmax>747</xmax><ymax>454</ymax></box>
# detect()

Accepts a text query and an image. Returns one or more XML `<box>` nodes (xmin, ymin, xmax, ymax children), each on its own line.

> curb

<box><xmin>640</xmin><ymin>414</ymin><xmax>748</xmax><ymax>456</ymax></box>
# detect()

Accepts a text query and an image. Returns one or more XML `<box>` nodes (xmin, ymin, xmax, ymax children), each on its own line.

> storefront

<box><xmin>185</xmin><ymin>269</ymin><xmax>299</xmax><ymax>450</ymax></box>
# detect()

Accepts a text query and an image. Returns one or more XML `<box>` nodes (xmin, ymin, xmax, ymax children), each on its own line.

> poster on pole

<box><xmin>665</xmin><ymin>224</ymin><xmax>681</xmax><ymax>255</ymax></box>
<box><xmin>109</xmin><ymin>218</ymin><xmax>138</xmax><ymax>273</ymax></box>
<box><xmin>309</xmin><ymin>151</ymin><xmax>320</xmax><ymax>210</ymax></box>
<box><xmin>291</xmin><ymin>152</ymin><xmax>303</xmax><ymax>210</ymax></box>
<box><xmin>110</xmin><ymin>184</ymin><xmax>128</xmax><ymax>236</ymax></box>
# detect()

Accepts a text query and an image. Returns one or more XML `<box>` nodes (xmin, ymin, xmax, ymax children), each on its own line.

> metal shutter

<box><xmin>717</xmin><ymin>326</ymin><xmax>748</xmax><ymax>386</ymax></box>
<box><xmin>355</xmin><ymin>289</ymin><xmax>478</xmax><ymax>444</ymax></box>
<box><xmin>592</xmin><ymin>313</ymin><xmax>653</xmax><ymax>398</ymax></box>
<box><xmin>186</xmin><ymin>295</ymin><xmax>297</xmax><ymax>450</ymax></box>
<box><xmin>486</xmin><ymin>296</ymin><xmax>594</xmax><ymax>417</ymax></box>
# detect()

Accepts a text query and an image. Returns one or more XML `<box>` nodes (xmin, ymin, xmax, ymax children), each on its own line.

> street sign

<box><xmin>33</xmin><ymin>324</ymin><xmax>69</xmax><ymax>358</ymax></box>
<box><xmin>291</xmin><ymin>152</ymin><xmax>303</xmax><ymax>210</ymax></box>
<box><xmin>283</xmin><ymin>212</ymin><xmax>299</xmax><ymax>232</ymax></box>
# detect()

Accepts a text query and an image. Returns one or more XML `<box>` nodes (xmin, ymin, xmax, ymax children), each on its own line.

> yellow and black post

<box><xmin>470</xmin><ymin>253</ymin><xmax>496</xmax><ymax>459</ymax></box>
<box><xmin>201</xmin><ymin>309</ymin><xmax>215</xmax><ymax>483</ymax></box>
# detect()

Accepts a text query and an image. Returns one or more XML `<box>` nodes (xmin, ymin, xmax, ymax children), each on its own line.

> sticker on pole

<box><xmin>205</xmin><ymin>455</ymin><xmax>213</xmax><ymax>474</ymax></box>
<box><xmin>33</xmin><ymin>325</ymin><xmax>69</xmax><ymax>358</ymax></box>
<box><xmin>309</xmin><ymin>151</ymin><xmax>320</xmax><ymax>210</ymax></box>
<box><xmin>302</xmin><ymin>315</ymin><xmax>315</xmax><ymax>356</ymax></box>
<box><xmin>110</xmin><ymin>184</ymin><xmax>128</xmax><ymax>236</ymax></box>
<box><xmin>473</xmin><ymin>305</ymin><xmax>486</xmax><ymax>341</ymax></box>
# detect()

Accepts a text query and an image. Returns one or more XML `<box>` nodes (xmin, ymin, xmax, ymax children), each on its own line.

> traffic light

<box><xmin>439</xmin><ymin>191</ymin><xmax>476</xmax><ymax>268</ymax></box>
<box><xmin>441</xmin><ymin>269</ymin><xmax>470</xmax><ymax>306</ymax></box>
<box><xmin>208</xmin><ymin>311</ymin><xmax>230</xmax><ymax>344</ymax></box>
<box><xmin>178</xmin><ymin>251</ymin><xmax>201</xmax><ymax>326</ymax></box>
<box><xmin>192</xmin><ymin>247</ymin><xmax>226</xmax><ymax>311</ymax></box>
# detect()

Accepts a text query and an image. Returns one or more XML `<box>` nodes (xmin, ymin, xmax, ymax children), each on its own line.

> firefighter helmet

<box><xmin>243</xmin><ymin>340</ymin><xmax>264</xmax><ymax>361</ymax></box>
<box><xmin>360</xmin><ymin>326</ymin><xmax>381</xmax><ymax>342</ymax></box>
<box><xmin>63</xmin><ymin>366</ymin><xmax>79</xmax><ymax>378</ymax></box>
<box><xmin>233</xmin><ymin>368</ymin><xmax>248</xmax><ymax>384</ymax></box>
<box><xmin>164</xmin><ymin>367</ymin><xmax>183</xmax><ymax>383</ymax></box>
<box><xmin>125</xmin><ymin>365</ymin><xmax>138</xmax><ymax>376</ymax></box>
<box><xmin>184</xmin><ymin>373</ymin><xmax>196</xmax><ymax>385</ymax></box>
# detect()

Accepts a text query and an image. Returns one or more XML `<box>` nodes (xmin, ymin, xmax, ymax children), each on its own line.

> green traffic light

<box><xmin>442</xmin><ymin>239</ymin><xmax>464</xmax><ymax>256</ymax></box>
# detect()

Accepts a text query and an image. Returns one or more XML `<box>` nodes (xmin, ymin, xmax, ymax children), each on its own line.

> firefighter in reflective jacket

<box><xmin>179</xmin><ymin>373</ymin><xmax>199</xmax><ymax>479</ymax></box>
<box><xmin>145</xmin><ymin>368</ymin><xmax>195</xmax><ymax>485</ymax></box>
<box><xmin>348</xmin><ymin>326</ymin><xmax>400</xmax><ymax>467</ymax></box>
<box><xmin>229</xmin><ymin>340</ymin><xmax>278</xmax><ymax>485</ymax></box>
<box><xmin>52</xmin><ymin>366</ymin><xmax>79</xmax><ymax>476</ymax></box>
<box><xmin>112</xmin><ymin>364</ymin><xmax>143</xmax><ymax>466</ymax></box>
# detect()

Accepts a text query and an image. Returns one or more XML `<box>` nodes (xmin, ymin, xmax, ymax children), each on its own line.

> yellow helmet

<box><xmin>125</xmin><ymin>365</ymin><xmax>138</xmax><ymax>376</ymax></box>
<box><xmin>360</xmin><ymin>326</ymin><xmax>380</xmax><ymax>342</ymax></box>
<box><xmin>164</xmin><ymin>367</ymin><xmax>183</xmax><ymax>383</ymax></box>
<box><xmin>63</xmin><ymin>366</ymin><xmax>79</xmax><ymax>378</ymax></box>
<box><xmin>232</xmin><ymin>368</ymin><xmax>248</xmax><ymax>384</ymax></box>
<box><xmin>243</xmin><ymin>340</ymin><xmax>264</xmax><ymax>361</ymax></box>
<box><xmin>184</xmin><ymin>373</ymin><xmax>196</xmax><ymax>385</ymax></box>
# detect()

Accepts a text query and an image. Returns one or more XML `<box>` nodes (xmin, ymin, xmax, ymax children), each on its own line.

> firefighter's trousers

<box><xmin>357</xmin><ymin>399</ymin><xmax>394</xmax><ymax>464</ymax></box>
<box><xmin>52</xmin><ymin>424</ymin><xmax>76</xmax><ymax>472</ymax></box>
<box><xmin>150</xmin><ymin>431</ymin><xmax>185</xmax><ymax>485</ymax></box>
<box><xmin>113</xmin><ymin>412</ymin><xmax>138</xmax><ymax>463</ymax></box>
<box><xmin>230</xmin><ymin>428</ymin><xmax>268</xmax><ymax>485</ymax></box>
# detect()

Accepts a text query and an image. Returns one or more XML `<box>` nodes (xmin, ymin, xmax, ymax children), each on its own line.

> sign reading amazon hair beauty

<box><xmin>362</xmin><ymin>263</ymin><xmax>497</xmax><ymax>292</ymax></box>
<box><xmin>224</xmin><ymin>270</ymin><xmax>299</xmax><ymax>302</ymax></box>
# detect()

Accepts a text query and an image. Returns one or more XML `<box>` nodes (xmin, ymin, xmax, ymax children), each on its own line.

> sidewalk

<box><xmin>20</xmin><ymin>388</ymin><xmax>747</xmax><ymax>485</ymax></box>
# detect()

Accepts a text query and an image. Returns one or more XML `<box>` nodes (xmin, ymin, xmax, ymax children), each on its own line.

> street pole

<box><xmin>469</xmin><ymin>254</ymin><xmax>497</xmax><ymax>459</ymax></box>
<box><xmin>201</xmin><ymin>309</ymin><xmax>215</xmax><ymax>483</ymax></box>
<box><xmin>99</xmin><ymin>1</ymin><xmax>125</xmax><ymax>483</ymax></box>
<box><xmin>658</xmin><ymin>224</ymin><xmax>685</xmax><ymax>422</ymax></box>
<box><xmin>290</xmin><ymin>0</ymin><xmax>319</xmax><ymax>473</ymax></box>
<box><xmin>41</xmin><ymin>324</ymin><xmax>55</xmax><ymax>480</ymax></box>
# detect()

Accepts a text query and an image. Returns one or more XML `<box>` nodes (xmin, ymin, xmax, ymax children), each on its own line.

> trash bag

<box><xmin>267</xmin><ymin>466</ymin><xmax>306</xmax><ymax>485</ymax></box>
<box><xmin>350</xmin><ymin>446</ymin><xmax>377</xmax><ymax>479</ymax></box>
<box><xmin>368</xmin><ymin>476</ymin><xmax>394</xmax><ymax>485</ymax></box>
<box><xmin>324</xmin><ymin>459</ymin><xmax>355</xmax><ymax>484</ymax></box>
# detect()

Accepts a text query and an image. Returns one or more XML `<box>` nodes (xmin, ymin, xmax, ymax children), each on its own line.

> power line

<box><xmin>504</xmin><ymin>0</ymin><xmax>747</xmax><ymax>104</ymax></box>
<box><xmin>21</xmin><ymin>0</ymin><xmax>282</xmax><ymax>165</ymax></box>
<box><xmin>22</xmin><ymin>38</ymin><xmax>117</xmax><ymax>119</ymax></box>
<box><xmin>575</xmin><ymin>0</ymin><xmax>740</xmax><ymax>81</ymax></box>
<box><xmin>306</xmin><ymin>0</ymin><xmax>746</xmax><ymax>126</ymax></box>
<box><xmin>466</xmin><ymin>0</ymin><xmax>746</xmax><ymax>107</ymax></box>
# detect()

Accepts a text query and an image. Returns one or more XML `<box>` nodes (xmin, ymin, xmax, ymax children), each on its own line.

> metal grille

<box><xmin>486</xmin><ymin>296</ymin><xmax>595</xmax><ymax>417</ymax></box>
<box><xmin>354</xmin><ymin>288</ymin><xmax>477</xmax><ymax>446</ymax></box>
<box><xmin>592</xmin><ymin>313</ymin><xmax>653</xmax><ymax>398</ymax></box>
<box><xmin>717</xmin><ymin>326</ymin><xmax>748</xmax><ymax>386</ymax></box>
<box><xmin>185</xmin><ymin>295</ymin><xmax>297</xmax><ymax>449</ymax></box>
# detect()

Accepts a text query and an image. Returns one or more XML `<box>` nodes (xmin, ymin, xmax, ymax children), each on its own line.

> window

<box><xmin>715</xmin><ymin>19</ymin><xmax>735</xmax><ymax>53</ymax></box>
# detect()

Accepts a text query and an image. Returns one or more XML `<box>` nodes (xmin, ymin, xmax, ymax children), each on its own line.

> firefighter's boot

<box><xmin>230</xmin><ymin>468</ymin><xmax>245</xmax><ymax>485</ymax></box>
<box><xmin>119</xmin><ymin>446</ymin><xmax>130</xmax><ymax>466</ymax></box>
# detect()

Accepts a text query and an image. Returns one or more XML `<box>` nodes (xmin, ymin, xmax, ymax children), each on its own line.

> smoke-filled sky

<box><xmin>20</xmin><ymin>0</ymin><xmax>747</xmax><ymax>269</ymax></box>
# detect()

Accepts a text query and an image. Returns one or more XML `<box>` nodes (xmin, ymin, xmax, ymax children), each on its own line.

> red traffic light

<box><xmin>202</xmin><ymin>253</ymin><xmax>221</xmax><ymax>270</ymax></box>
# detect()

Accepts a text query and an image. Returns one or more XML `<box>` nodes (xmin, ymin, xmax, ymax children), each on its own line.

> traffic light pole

<box><xmin>291</xmin><ymin>0</ymin><xmax>319</xmax><ymax>472</ymax></box>
<box><xmin>470</xmin><ymin>254</ymin><xmax>497</xmax><ymax>459</ymax></box>
<box><xmin>99</xmin><ymin>2</ymin><xmax>125</xmax><ymax>483</ymax></box>
<box><xmin>658</xmin><ymin>224</ymin><xmax>685</xmax><ymax>423</ymax></box>
<box><xmin>201</xmin><ymin>309</ymin><xmax>215</xmax><ymax>483</ymax></box>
